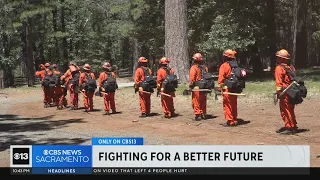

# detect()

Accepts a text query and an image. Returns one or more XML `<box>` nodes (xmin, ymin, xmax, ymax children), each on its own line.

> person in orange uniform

<box><xmin>79</xmin><ymin>64</ymin><xmax>96</xmax><ymax>112</ymax></box>
<box><xmin>218</xmin><ymin>49</ymin><xmax>239</xmax><ymax>127</ymax></box>
<box><xmin>189</xmin><ymin>53</ymin><xmax>209</xmax><ymax>121</ymax></box>
<box><xmin>51</xmin><ymin>65</ymin><xmax>65</xmax><ymax>110</ymax></box>
<box><xmin>157</xmin><ymin>57</ymin><xmax>175</xmax><ymax>118</ymax></box>
<box><xmin>134</xmin><ymin>57</ymin><xmax>153</xmax><ymax>118</ymax></box>
<box><xmin>35</xmin><ymin>63</ymin><xmax>53</xmax><ymax>108</ymax></box>
<box><xmin>61</xmin><ymin>62</ymin><xmax>81</xmax><ymax>110</ymax></box>
<box><xmin>98</xmin><ymin>62</ymin><xmax>117</xmax><ymax>115</ymax></box>
<box><xmin>274</xmin><ymin>49</ymin><xmax>298</xmax><ymax>134</ymax></box>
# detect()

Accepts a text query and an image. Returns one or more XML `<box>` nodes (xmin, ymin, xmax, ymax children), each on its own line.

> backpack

<box><xmin>139</xmin><ymin>67</ymin><xmax>157</xmax><ymax>92</ymax></box>
<box><xmin>279</xmin><ymin>64</ymin><xmax>307</xmax><ymax>105</ymax></box>
<box><xmin>224</xmin><ymin>61</ymin><xmax>247</xmax><ymax>93</ymax></box>
<box><xmin>162</xmin><ymin>67</ymin><xmax>178</xmax><ymax>93</ymax></box>
<box><xmin>194</xmin><ymin>65</ymin><xmax>216</xmax><ymax>90</ymax></box>
<box><xmin>42</xmin><ymin>70</ymin><xmax>56</xmax><ymax>88</ymax></box>
<box><xmin>84</xmin><ymin>73</ymin><xmax>97</xmax><ymax>93</ymax></box>
<box><xmin>70</xmin><ymin>71</ymin><xmax>80</xmax><ymax>87</ymax></box>
<box><xmin>102</xmin><ymin>72</ymin><xmax>118</xmax><ymax>93</ymax></box>
<box><xmin>53</xmin><ymin>74</ymin><xmax>62</xmax><ymax>87</ymax></box>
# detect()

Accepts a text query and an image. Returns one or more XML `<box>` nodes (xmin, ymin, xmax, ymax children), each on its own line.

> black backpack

<box><xmin>279</xmin><ymin>64</ymin><xmax>307</xmax><ymax>105</ymax></box>
<box><xmin>139</xmin><ymin>67</ymin><xmax>157</xmax><ymax>92</ymax></box>
<box><xmin>224</xmin><ymin>61</ymin><xmax>247</xmax><ymax>93</ymax></box>
<box><xmin>70</xmin><ymin>71</ymin><xmax>80</xmax><ymax>87</ymax></box>
<box><xmin>162</xmin><ymin>67</ymin><xmax>178</xmax><ymax>93</ymax></box>
<box><xmin>102</xmin><ymin>72</ymin><xmax>118</xmax><ymax>93</ymax></box>
<box><xmin>84</xmin><ymin>73</ymin><xmax>97</xmax><ymax>93</ymax></box>
<box><xmin>42</xmin><ymin>70</ymin><xmax>56</xmax><ymax>88</ymax></box>
<box><xmin>194</xmin><ymin>65</ymin><xmax>215</xmax><ymax>90</ymax></box>
<box><xmin>53</xmin><ymin>74</ymin><xmax>62</xmax><ymax>87</ymax></box>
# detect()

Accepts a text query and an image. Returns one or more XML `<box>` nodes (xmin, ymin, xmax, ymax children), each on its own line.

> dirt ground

<box><xmin>1</xmin><ymin>86</ymin><xmax>320</xmax><ymax>167</ymax></box>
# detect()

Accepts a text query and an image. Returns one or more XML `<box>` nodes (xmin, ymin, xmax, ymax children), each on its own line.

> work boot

<box><xmin>111</xmin><ymin>110</ymin><xmax>117</xmax><ymax>114</ymax></box>
<box><xmin>194</xmin><ymin>115</ymin><xmax>202</xmax><ymax>121</ymax></box>
<box><xmin>279</xmin><ymin>129</ymin><xmax>295</xmax><ymax>135</ymax></box>
<box><xmin>164</xmin><ymin>113</ymin><xmax>171</xmax><ymax>119</ymax></box>
<box><xmin>201</xmin><ymin>114</ymin><xmax>207</xmax><ymax>120</ymax></box>
<box><xmin>69</xmin><ymin>107</ymin><xmax>75</xmax><ymax>111</ymax></box>
<box><xmin>44</xmin><ymin>104</ymin><xmax>49</xmax><ymax>108</ymax></box>
<box><xmin>104</xmin><ymin>111</ymin><xmax>110</xmax><ymax>115</ymax></box>
<box><xmin>57</xmin><ymin>106</ymin><xmax>63</xmax><ymax>110</ymax></box>
<box><xmin>83</xmin><ymin>109</ymin><xmax>89</xmax><ymax>113</ymax></box>
<box><xmin>276</xmin><ymin>127</ymin><xmax>286</xmax><ymax>133</ymax></box>
<box><xmin>221</xmin><ymin>122</ymin><xmax>237</xmax><ymax>127</ymax></box>
<box><xmin>139</xmin><ymin>114</ymin><xmax>147</xmax><ymax>118</ymax></box>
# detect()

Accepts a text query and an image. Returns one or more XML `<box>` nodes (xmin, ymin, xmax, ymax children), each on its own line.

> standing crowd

<box><xmin>35</xmin><ymin>48</ymin><xmax>307</xmax><ymax>135</ymax></box>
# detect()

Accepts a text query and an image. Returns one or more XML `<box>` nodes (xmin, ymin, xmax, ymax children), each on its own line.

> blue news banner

<box><xmin>10</xmin><ymin>138</ymin><xmax>144</xmax><ymax>175</ymax></box>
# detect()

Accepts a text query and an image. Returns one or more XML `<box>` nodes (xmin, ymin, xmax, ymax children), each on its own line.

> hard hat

<box><xmin>52</xmin><ymin>64</ymin><xmax>57</xmax><ymax>68</ymax></box>
<box><xmin>192</xmin><ymin>53</ymin><xmax>203</xmax><ymax>61</ymax></box>
<box><xmin>138</xmin><ymin>57</ymin><xmax>148</xmax><ymax>63</ymax></box>
<box><xmin>223</xmin><ymin>49</ymin><xmax>237</xmax><ymax>59</ymax></box>
<box><xmin>276</xmin><ymin>49</ymin><xmax>290</xmax><ymax>60</ymax></box>
<box><xmin>103</xmin><ymin>62</ymin><xmax>112</xmax><ymax>69</ymax></box>
<box><xmin>83</xmin><ymin>64</ymin><xmax>91</xmax><ymax>71</ymax></box>
<box><xmin>159</xmin><ymin>57</ymin><xmax>169</xmax><ymax>65</ymax></box>
<box><xmin>44</xmin><ymin>63</ymin><xmax>51</xmax><ymax>67</ymax></box>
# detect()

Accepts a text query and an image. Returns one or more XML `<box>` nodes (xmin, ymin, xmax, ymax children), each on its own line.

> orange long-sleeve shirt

<box><xmin>98</xmin><ymin>71</ymin><xmax>116</xmax><ymax>87</ymax></box>
<box><xmin>79</xmin><ymin>72</ymin><xmax>96</xmax><ymax>87</ymax></box>
<box><xmin>35</xmin><ymin>70</ymin><xmax>46</xmax><ymax>81</ymax></box>
<box><xmin>275</xmin><ymin>63</ymin><xmax>295</xmax><ymax>91</ymax></box>
<box><xmin>157</xmin><ymin>67</ymin><xmax>175</xmax><ymax>88</ymax></box>
<box><xmin>135</xmin><ymin>67</ymin><xmax>152</xmax><ymax>85</ymax></box>
<box><xmin>218</xmin><ymin>62</ymin><xmax>233</xmax><ymax>87</ymax></box>
<box><xmin>189</xmin><ymin>64</ymin><xmax>208</xmax><ymax>85</ymax></box>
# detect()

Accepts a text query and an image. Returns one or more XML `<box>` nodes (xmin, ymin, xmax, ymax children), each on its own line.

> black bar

<box><xmin>92</xmin><ymin>167</ymin><xmax>311</xmax><ymax>175</ymax></box>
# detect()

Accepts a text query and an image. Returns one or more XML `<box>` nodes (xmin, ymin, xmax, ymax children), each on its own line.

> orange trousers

<box><xmin>83</xmin><ymin>91</ymin><xmax>94</xmax><ymax>111</ymax></box>
<box><xmin>139</xmin><ymin>92</ymin><xmax>151</xmax><ymax>115</ymax></box>
<box><xmin>69</xmin><ymin>86</ymin><xmax>78</xmax><ymax>108</ymax></box>
<box><xmin>223</xmin><ymin>89</ymin><xmax>238</xmax><ymax>125</ymax></box>
<box><xmin>54</xmin><ymin>86</ymin><xmax>65</xmax><ymax>108</ymax></box>
<box><xmin>42</xmin><ymin>86</ymin><xmax>53</xmax><ymax>104</ymax></box>
<box><xmin>161</xmin><ymin>92</ymin><xmax>175</xmax><ymax>116</ymax></box>
<box><xmin>279</xmin><ymin>95</ymin><xmax>297</xmax><ymax>128</ymax></box>
<box><xmin>192</xmin><ymin>91</ymin><xmax>207</xmax><ymax>116</ymax></box>
<box><xmin>103</xmin><ymin>92</ymin><xmax>116</xmax><ymax>112</ymax></box>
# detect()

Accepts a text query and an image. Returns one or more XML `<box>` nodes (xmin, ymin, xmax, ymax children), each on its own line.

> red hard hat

<box><xmin>103</xmin><ymin>62</ymin><xmax>112</xmax><ymax>69</ymax></box>
<box><xmin>192</xmin><ymin>53</ymin><xmax>203</xmax><ymax>61</ymax></box>
<box><xmin>44</xmin><ymin>63</ymin><xmax>51</xmax><ymax>67</ymax></box>
<box><xmin>276</xmin><ymin>49</ymin><xmax>290</xmax><ymax>60</ymax></box>
<box><xmin>138</xmin><ymin>57</ymin><xmax>148</xmax><ymax>63</ymax></box>
<box><xmin>223</xmin><ymin>49</ymin><xmax>237</xmax><ymax>59</ymax></box>
<box><xmin>83</xmin><ymin>64</ymin><xmax>91</xmax><ymax>71</ymax></box>
<box><xmin>159</xmin><ymin>57</ymin><xmax>169</xmax><ymax>65</ymax></box>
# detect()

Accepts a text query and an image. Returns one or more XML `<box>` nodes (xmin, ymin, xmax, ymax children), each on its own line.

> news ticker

<box><xmin>10</xmin><ymin>137</ymin><xmax>311</xmax><ymax>175</ymax></box>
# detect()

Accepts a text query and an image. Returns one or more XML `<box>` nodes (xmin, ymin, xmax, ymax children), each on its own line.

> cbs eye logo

<box><xmin>12</xmin><ymin>148</ymin><xmax>30</xmax><ymax>165</ymax></box>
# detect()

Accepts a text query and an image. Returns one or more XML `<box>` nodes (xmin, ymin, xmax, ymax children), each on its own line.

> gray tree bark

<box><xmin>165</xmin><ymin>0</ymin><xmax>189</xmax><ymax>83</ymax></box>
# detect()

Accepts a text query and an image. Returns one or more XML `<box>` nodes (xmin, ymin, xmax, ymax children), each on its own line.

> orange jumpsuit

<box><xmin>35</xmin><ymin>69</ymin><xmax>53</xmax><ymax>105</ymax></box>
<box><xmin>157</xmin><ymin>67</ymin><xmax>175</xmax><ymax>117</ymax></box>
<box><xmin>275</xmin><ymin>63</ymin><xmax>297</xmax><ymax>129</ymax></box>
<box><xmin>189</xmin><ymin>64</ymin><xmax>208</xmax><ymax>116</ymax></box>
<box><xmin>218</xmin><ymin>61</ymin><xmax>238</xmax><ymax>125</ymax></box>
<box><xmin>79</xmin><ymin>72</ymin><xmax>96</xmax><ymax>111</ymax></box>
<box><xmin>135</xmin><ymin>67</ymin><xmax>152</xmax><ymax>115</ymax></box>
<box><xmin>52</xmin><ymin>70</ymin><xmax>65</xmax><ymax>109</ymax></box>
<box><xmin>98</xmin><ymin>71</ymin><xmax>117</xmax><ymax>113</ymax></box>
<box><xmin>61</xmin><ymin>67</ymin><xmax>80</xmax><ymax>109</ymax></box>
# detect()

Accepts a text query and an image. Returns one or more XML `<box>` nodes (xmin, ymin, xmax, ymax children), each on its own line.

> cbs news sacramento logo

<box><xmin>10</xmin><ymin>145</ymin><xmax>32</xmax><ymax>167</ymax></box>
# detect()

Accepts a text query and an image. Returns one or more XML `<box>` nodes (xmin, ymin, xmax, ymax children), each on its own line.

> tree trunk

<box><xmin>291</xmin><ymin>0</ymin><xmax>308</xmax><ymax>68</ymax></box>
<box><xmin>165</xmin><ymin>0</ymin><xmax>189</xmax><ymax>83</ymax></box>
<box><xmin>52</xmin><ymin>7</ymin><xmax>59</xmax><ymax>63</ymax></box>
<box><xmin>21</xmin><ymin>23</ymin><xmax>27</xmax><ymax>77</ymax></box>
<box><xmin>132</xmin><ymin>38</ymin><xmax>140</xmax><ymax>74</ymax></box>
<box><xmin>295</xmin><ymin>0</ymin><xmax>308</xmax><ymax>68</ymax></box>
<box><xmin>26</xmin><ymin>18</ymin><xmax>35</xmax><ymax>86</ymax></box>
<box><xmin>266</xmin><ymin>0</ymin><xmax>277</xmax><ymax>71</ymax></box>
<box><xmin>61</xmin><ymin>0</ymin><xmax>68</xmax><ymax>62</ymax></box>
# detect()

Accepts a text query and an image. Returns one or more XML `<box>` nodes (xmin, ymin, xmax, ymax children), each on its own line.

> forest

<box><xmin>0</xmin><ymin>0</ymin><xmax>319</xmax><ymax>87</ymax></box>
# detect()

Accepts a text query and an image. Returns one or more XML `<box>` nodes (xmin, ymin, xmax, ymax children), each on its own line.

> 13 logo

<box><xmin>12</xmin><ymin>148</ymin><xmax>30</xmax><ymax>165</ymax></box>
